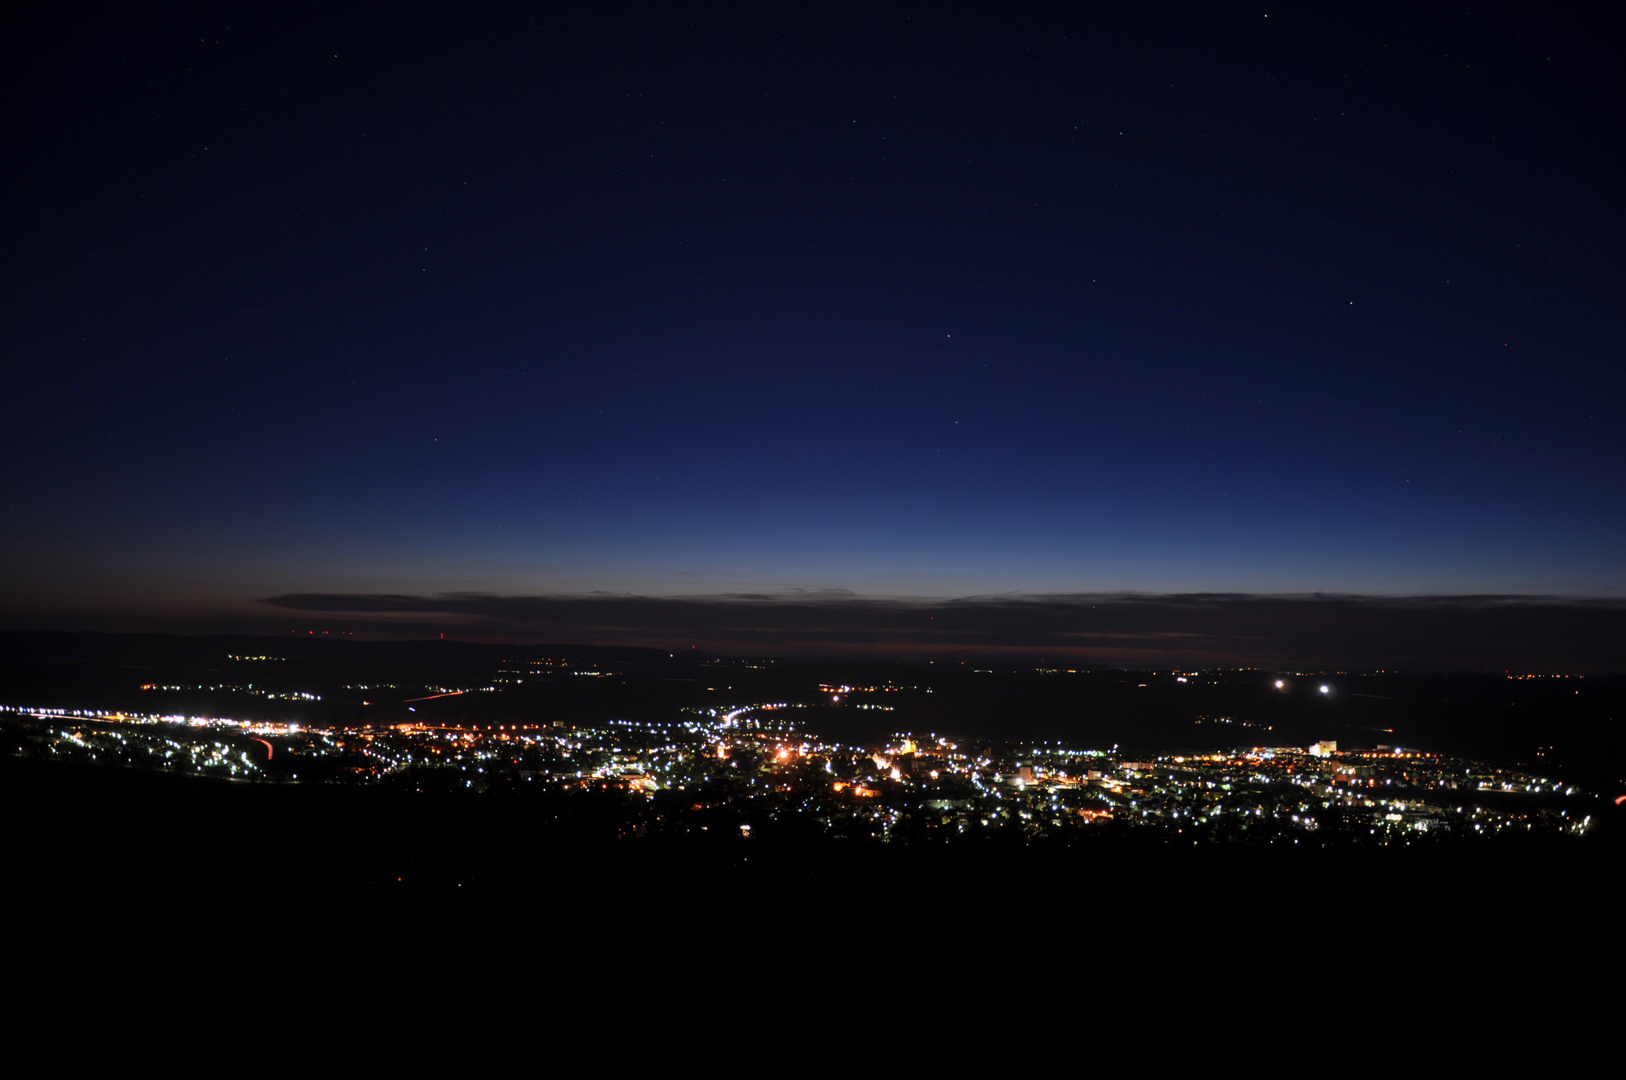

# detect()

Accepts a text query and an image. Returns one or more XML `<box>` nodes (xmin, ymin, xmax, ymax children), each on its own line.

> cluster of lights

<box><xmin>1</xmin><ymin>698</ymin><xmax>1593</xmax><ymax>843</ymax></box>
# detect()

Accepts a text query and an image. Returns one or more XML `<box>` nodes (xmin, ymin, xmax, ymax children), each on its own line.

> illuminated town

<box><xmin>0</xmin><ymin>694</ymin><xmax>1594</xmax><ymax>847</ymax></box>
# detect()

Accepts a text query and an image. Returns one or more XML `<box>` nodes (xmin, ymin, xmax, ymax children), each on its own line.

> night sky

<box><xmin>3</xmin><ymin>4</ymin><xmax>1623</xmax><ymax>656</ymax></box>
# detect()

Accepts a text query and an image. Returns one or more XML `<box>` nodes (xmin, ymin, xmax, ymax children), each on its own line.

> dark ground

<box><xmin>4</xmin><ymin>632</ymin><xmax>1623</xmax><ymax>961</ymax></box>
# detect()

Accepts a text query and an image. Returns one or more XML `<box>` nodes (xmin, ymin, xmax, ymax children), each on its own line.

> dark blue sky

<box><xmin>3</xmin><ymin>3</ymin><xmax>1622</xmax><ymax>636</ymax></box>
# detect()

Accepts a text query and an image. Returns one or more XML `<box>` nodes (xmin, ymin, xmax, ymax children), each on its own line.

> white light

<box><xmin>1319</xmin><ymin>685</ymin><xmax>1329</xmax><ymax>694</ymax></box>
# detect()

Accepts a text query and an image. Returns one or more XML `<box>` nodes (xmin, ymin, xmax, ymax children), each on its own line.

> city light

<box><xmin>0</xmin><ymin>693</ymin><xmax>1593</xmax><ymax>846</ymax></box>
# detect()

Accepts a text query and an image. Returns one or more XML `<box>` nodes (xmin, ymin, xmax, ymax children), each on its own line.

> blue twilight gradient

<box><xmin>2</xmin><ymin>4</ymin><xmax>1623</xmax><ymax>621</ymax></box>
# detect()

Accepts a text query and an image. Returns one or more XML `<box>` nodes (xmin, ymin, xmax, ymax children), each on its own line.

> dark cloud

<box><xmin>257</xmin><ymin>592</ymin><xmax>1626</xmax><ymax>671</ymax></box>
